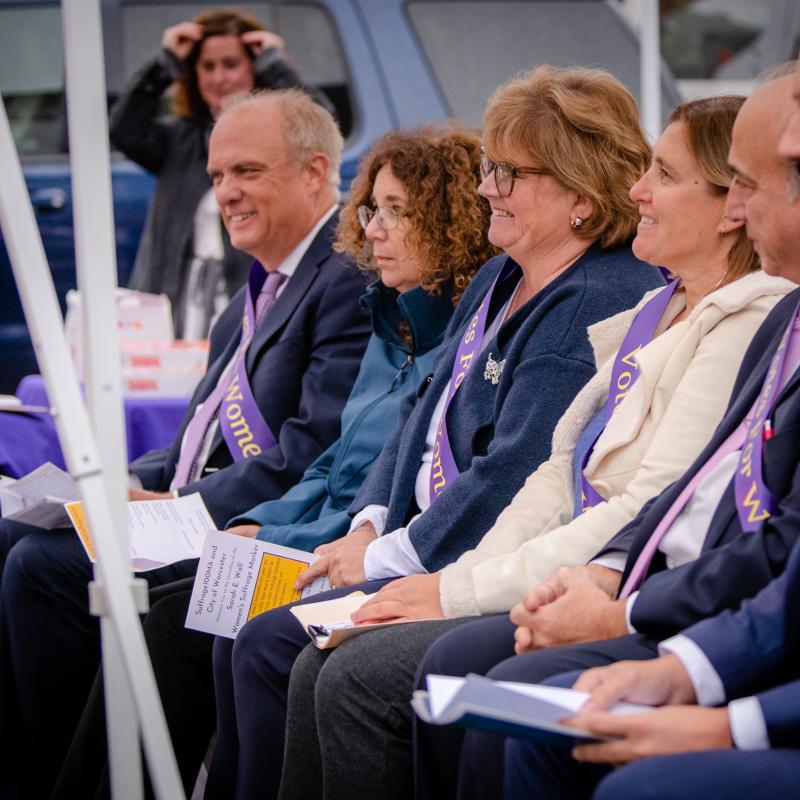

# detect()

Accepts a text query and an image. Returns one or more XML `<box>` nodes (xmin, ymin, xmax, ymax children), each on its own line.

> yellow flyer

<box><xmin>185</xmin><ymin>530</ymin><xmax>329</xmax><ymax>639</ymax></box>
<box><xmin>65</xmin><ymin>494</ymin><xmax>216</xmax><ymax>570</ymax></box>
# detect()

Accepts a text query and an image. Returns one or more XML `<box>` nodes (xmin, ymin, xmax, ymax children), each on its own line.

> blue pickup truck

<box><xmin>0</xmin><ymin>0</ymin><xmax>685</xmax><ymax>392</ymax></box>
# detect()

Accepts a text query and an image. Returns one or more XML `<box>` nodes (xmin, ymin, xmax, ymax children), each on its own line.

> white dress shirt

<box><xmin>181</xmin><ymin>189</ymin><xmax>228</xmax><ymax>340</ymax></box>
<box><xmin>614</xmin><ymin>443</ymin><xmax>767</xmax><ymax>750</ymax></box>
<box><xmin>176</xmin><ymin>205</ymin><xmax>337</xmax><ymax>482</ymax></box>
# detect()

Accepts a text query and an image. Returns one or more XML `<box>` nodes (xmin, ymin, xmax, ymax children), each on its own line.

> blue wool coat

<box><xmin>227</xmin><ymin>281</ymin><xmax>454</xmax><ymax>551</ymax></box>
<box><xmin>351</xmin><ymin>246</ymin><xmax>664</xmax><ymax>572</ymax></box>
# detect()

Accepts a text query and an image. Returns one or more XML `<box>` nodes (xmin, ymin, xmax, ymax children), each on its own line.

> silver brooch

<box><xmin>483</xmin><ymin>353</ymin><xmax>506</xmax><ymax>385</ymax></box>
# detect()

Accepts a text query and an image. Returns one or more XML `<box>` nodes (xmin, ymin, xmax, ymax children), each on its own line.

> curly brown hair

<box><xmin>335</xmin><ymin>125</ymin><xmax>498</xmax><ymax>304</ymax></box>
<box><xmin>172</xmin><ymin>8</ymin><xmax>263</xmax><ymax>120</ymax></box>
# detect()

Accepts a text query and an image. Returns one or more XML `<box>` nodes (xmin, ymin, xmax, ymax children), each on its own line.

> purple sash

<box><xmin>219</xmin><ymin>264</ymin><xmax>280</xmax><ymax>462</ymax></box>
<box><xmin>171</xmin><ymin>263</ymin><xmax>280</xmax><ymax>489</ymax></box>
<box><xmin>580</xmin><ymin>281</ymin><xmax>679</xmax><ymax>512</ymax></box>
<box><xmin>734</xmin><ymin>299</ymin><xmax>800</xmax><ymax>530</ymax></box>
<box><xmin>429</xmin><ymin>260</ymin><xmax>517</xmax><ymax>501</ymax></box>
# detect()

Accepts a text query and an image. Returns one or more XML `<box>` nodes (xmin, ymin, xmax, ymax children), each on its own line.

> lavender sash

<box><xmin>580</xmin><ymin>281</ymin><xmax>679</xmax><ymax>512</ymax></box>
<box><xmin>171</xmin><ymin>263</ymin><xmax>280</xmax><ymax>488</ymax></box>
<box><xmin>734</xmin><ymin>299</ymin><xmax>800</xmax><ymax>530</ymax></box>
<box><xmin>218</xmin><ymin>264</ymin><xmax>281</xmax><ymax>461</ymax></box>
<box><xmin>429</xmin><ymin>260</ymin><xmax>517</xmax><ymax>501</ymax></box>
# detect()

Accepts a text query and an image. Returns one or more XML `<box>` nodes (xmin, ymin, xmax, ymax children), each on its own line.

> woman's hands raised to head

<box><xmin>162</xmin><ymin>22</ymin><xmax>285</xmax><ymax>62</ymax></box>
<box><xmin>240</xmin><ymin>30</ymin><xmax>286</xmax><ymax>56</ymax></box>
<box><xmin>162</xmin><ymin>21</ymin><xmax>203</xmax><ymax>61</ymax></box>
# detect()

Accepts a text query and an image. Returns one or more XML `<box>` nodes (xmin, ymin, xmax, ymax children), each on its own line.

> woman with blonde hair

<box><xmin>404</xmin><ymin>93</ymin><xmax>795</xmax><ymax>800</ymax></box>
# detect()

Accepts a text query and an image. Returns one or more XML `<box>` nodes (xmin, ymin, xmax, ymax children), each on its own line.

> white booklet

<box><xmin>0</xmin><ymin>462</ymin><xmax>79</xmax><ymax>528</ymax></box>
<box><xmin>185</xmin><ymin>530</ymin><xmax>330</xmax><ymax>639</ymax></box>
<box><xmin>289</xmin><ymin>590</ymin><xmax>435</xmax><ymax>649</ymax></box>
<box><xmin>65</xmin><ymin>493</ymin><xmax>217</xmax><ymax>571</ymax></box>
<box><xmin>412</xmin><ymin>673</ymin><xmax>651</xmax><ymax>746</ymax></box>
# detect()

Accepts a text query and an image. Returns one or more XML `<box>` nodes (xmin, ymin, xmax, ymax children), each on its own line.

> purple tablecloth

<box><xmin>0</xmin><ymin>375</ymin><xmax>189</xmax><ymax>478</ymax></box>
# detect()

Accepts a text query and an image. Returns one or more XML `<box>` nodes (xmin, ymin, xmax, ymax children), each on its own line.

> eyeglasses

<box><xmin>480</xmin><ymin>151</ymin><xmax>551</xmax><ymax>197</ymax></box>
<box><xmin>357</xmin><ymin>205</ymin><xmax>406</xmax><ymax>231</ymax></box>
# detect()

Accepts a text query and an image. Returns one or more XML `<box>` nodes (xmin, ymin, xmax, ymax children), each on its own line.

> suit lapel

<box><xmin>245</xmin><ymin>215</ymin><xmax>335</xmax><ymax>372</ymax></box>
<box><xmin>700</xmin><ymin>315</ymin><xmax>800</xmax><ymax>550</ymax></box>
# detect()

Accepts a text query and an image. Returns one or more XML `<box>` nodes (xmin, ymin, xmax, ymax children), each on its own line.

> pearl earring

<box><xmin>570</xmin><ymin>217</ymin><xmax>583</xmax><ymax>229</ymax></box>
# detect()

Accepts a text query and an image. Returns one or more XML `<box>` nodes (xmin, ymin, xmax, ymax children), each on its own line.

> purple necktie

<box><xmin>171</xmin><ymin>271</ymin><xmax>286</xmax><ymax>490</ymax></box>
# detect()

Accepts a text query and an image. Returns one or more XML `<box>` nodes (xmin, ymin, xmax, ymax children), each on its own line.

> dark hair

<box><xmin>172</xmin><ymin>8</ymin><xmax>263</xmax><ymax>120</ymax></box>
<box><xmin>667</xmin><ymin>96</ymin><xmax>759</xmax><ymax>281</ymax></box>
<box><xmin>335</xmin><ymin>124</ymin><xmax>498</xmax><ymax>304</ymax></box>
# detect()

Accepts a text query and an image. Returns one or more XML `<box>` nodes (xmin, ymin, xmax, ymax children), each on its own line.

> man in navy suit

<box><xmin>0</xmin><ymin>89</ymin><xmax>369</xmax><ymax>798</ymax></box>
<box><xmin>414</xmin><ymin>68</ymin><xmax>800</xmax><ymax>799</ymax></box>
<box><xmin>503</xmin><ymin>536</ymin><xmax>800</xmax><ymax>799</ymax></box>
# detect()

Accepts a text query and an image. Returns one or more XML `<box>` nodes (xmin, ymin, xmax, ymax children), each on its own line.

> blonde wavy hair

<box><xmin>336</xmin><ymin>125</ymin><xmax>498</xmax><ymax>303</ymax></box>
<box><xmin>483</xmin><ymin>65</ymin><xmax>652</xmax><ymax>248</ymax></box>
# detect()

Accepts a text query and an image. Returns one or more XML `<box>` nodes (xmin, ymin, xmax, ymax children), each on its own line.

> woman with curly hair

<box><xmin>53</xmin><ymin>124</ymin><xmax>495</xmax><ymax>799</ymax></box>
<box><xmin>110</xmin><ymin>8</ymin><xmax>329</xmax><ymax>337</ymax></box>
<box><xmin>205</xmin><ymin>66</ymin><xmax>665</xmax><ymax>800</ymax></box>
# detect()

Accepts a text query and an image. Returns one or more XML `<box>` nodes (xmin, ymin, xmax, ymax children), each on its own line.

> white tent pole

<box><xmin>59</xmin><ymin>1</ymin><xmax>143</xmax><ymax>794</ymax></box>
<box><xmin>0</xmin><ymin>93</ymin><xmax>184</xmax><ymax>800</ymax></box>
<box><xmin>0</xmin><ymin>2</ymin><xmax>186</xmax><ymax>797</ymax></box>
<box><xmin>639</xmin><ymin>0</ymin><xmax>662</xmax><ymax>142</ymax></box>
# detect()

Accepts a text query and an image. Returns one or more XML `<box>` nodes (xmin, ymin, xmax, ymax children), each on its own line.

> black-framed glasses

<box><xmin>480</xmin><ymin>151</ymin><xmax>551</xmax><ymax>197</ymax></box>
<box><xmin>357</xmin><ymin>205</ymin><xmax>406</xmax><ymax>231</ymax></box>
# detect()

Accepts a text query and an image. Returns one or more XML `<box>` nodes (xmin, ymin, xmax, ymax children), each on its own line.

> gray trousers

<box><xmin>277</xmin><ymin>618</ymin><xmax>475</xmax><ymax>800</ymax></box>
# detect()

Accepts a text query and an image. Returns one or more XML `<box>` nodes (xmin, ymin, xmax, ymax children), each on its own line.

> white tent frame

<box><xmin>0</xmin><ymin>0</ymin><xmax>184</xmax><ymax>797</ymax></box>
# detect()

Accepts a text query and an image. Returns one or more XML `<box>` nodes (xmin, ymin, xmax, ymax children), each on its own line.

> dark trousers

<box><xmin>279</xmin><ymin>617</ymin><xmax>476</xmax><ymax>800</ymax></box>
<box><xmin>413</xmin><ymin>615</ymin><xmax>660</xmax><ymax>800</ymax></box>
<box><xmin>205</xmin><ymin>578</ymin><xmax>393</xmax><ymax>800</ymax></box>
<box><xmin>0</xmin><ymin>519</ymin><xmax>196</xmax><ymax>799</ymax></box>
<box><xmin>507</xmin><ymin>725</ymin><xmax>800</xmax><ymax>800</ymax></box>
<box><xmin>52</xmin><ymin>581</ymin><xmax>214</xmax><ymax>800</ymax></box>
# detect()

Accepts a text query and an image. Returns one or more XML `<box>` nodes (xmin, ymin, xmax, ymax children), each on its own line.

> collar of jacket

<box><xmin>360</xmin><ymin>279</ymin><xmax>454</xmax><ymax>355</ymax></box>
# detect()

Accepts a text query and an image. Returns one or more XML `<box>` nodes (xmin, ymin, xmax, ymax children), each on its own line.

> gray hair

<box><xmin>756</xmin><ymin>60</ymin><xmax>798</xmax><ymax>86</ymax></box>
<box><xmin>754</xmin><ymin>61</ymin><xmax>800</xmax><ymax>203</ymax></box>
<box><xmin>220</xmin><ymin>88</ymin><xmax>343</xmax><ymax>187</ymax></box>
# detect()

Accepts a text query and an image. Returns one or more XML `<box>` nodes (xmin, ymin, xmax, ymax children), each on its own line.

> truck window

<box><xmin>0</xmin><ymin>4</ymin><xmax>66</xmax><ymax>156</ymax></box>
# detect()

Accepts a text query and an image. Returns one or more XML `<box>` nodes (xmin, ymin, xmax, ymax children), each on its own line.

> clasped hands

<box><xmin>510</xmin><ymin>564</ymin><xmax>628</xmax><ymax>653</ymax></box>
<box><xmin>162</xmin><ymin>22</ymin><xmax>285</xmax><ymax>62</ymax></box>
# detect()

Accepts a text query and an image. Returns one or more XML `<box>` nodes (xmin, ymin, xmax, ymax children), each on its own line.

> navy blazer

<box><xmin>129</xmin><ymin>214</ymin><xmax>371</xmax><ymax>527</ymax></box>
<box><xmin>596</xmin><ymin>288</ymin><xmax>800</xmax><ymax>638</ymax></box>
<box><xmin>352</xmin><ymin>246</ymin><xmax>663</xmax><ymax>571</ymax></box>
<box><xmin>682</xmin><ymin>537</ymin><xmax>800</xmax><ymax>747</ymax></box>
